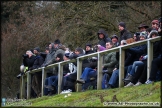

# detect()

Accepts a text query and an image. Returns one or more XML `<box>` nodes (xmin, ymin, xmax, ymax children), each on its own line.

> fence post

<box><xmin>147</xmin><ymin>39</ymin><xmax>153</xmax><ymax>79</ymax></box>
<box><xmin>76</xmin><ymin>57</ymin><xmax>82</xmax><ymax>92</ymax></box>
<box><xmin>119</xmin><ymin>47</ymin><xmax>125</xmax><ymax>87</ymax></box>
<box><xmin>97</xmin><ymin>52</ymin><xmax>103</xmax><ymax>90</ymax></box>
<box><xmin>27</xmin><ymin>72</ymin><xmax>31</xmax><ymax>99</ymax></box>
<box><xmin>41</xmin><ymin>67</ymin><xmax>46</xmax><ymax>96</ymax></box>
<box><xmin>20</xmin><ymin>75</ymin><xmax>26</xmax><ymax>99</ymax></box>
<box><xmin>58</xmin><ymin>63</ymin><xmax>63</xmax><ymax>94</ymax></box>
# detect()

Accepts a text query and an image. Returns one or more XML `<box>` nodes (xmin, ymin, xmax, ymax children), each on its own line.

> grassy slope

<box><xmin>7</xmin><ymin>82</ymin><xmax>161</xmax><ymax>107</ymax></box>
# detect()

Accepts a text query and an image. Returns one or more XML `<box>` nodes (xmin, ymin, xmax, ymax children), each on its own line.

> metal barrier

<box><xmin>20</xmin><ymin>36</ymin><xmax>161</xmax><ymax>99</ymax></box>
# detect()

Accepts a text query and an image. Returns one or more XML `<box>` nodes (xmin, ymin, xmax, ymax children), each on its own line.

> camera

<box><xmin>22</xmin><ymin>54</ymin><xmax>28</xmax><ymax>58</ymax></box>
<box><xmin>16</xmin><ymin>72</ymin><xmax>24</xmax><ymax>79</ymax></box>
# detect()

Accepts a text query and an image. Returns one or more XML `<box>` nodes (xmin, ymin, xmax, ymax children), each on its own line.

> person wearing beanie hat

<box><xmin>148</xmin><ymin>30</ymin><xmax>159</xmax><ymax>38</ymax></box>
<box><xmin>118</xmin><ymin>21</ymin><xmax>133</xmax><ymax>45</ymax></box>
<box><xmin>151</xmin><ymin>20</ymin><xmax>159</xmax><ymax>31</ymax></box>
<box><xmin>138</xmin><ymin>24</ymin><xmax>149</xmax><ymax>32</ymax></box>
<box><xmin>54</xmin><ymin>39</ymin><xmax>60</xmax><ymax>44</ymax></box>
<box><xmin>139</xmin><ymin>31</ymin><xmax>147</xmax><ymax>40</ymax></box>
<box><xmin>56</xmin><ymin>53</ymin><xmax>64</xmax><ymax>62</ymax></box>
<box><xmin>111</xmin><ymin>35</ymin><xmax>119</xmax><ymax>47</ymax></box>
<box><xmin>119</xmin><ymin>22</ymin><xmax>126</xmax><ymax>29</ymax></box>
<box><xmin>85</xmin><ymin>43</ymin><xmax>94</xmax><ymax>55</ymax></box>
<box><xmin>34</xmin><ymin>47</ymin><xmax>40</xmax><ymax>52</ymax></box>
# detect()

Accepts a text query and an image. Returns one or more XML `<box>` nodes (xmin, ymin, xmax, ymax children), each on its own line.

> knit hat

<box><xmin>119</xmin><ymin>22</ymin><xmax>126</xmax><ymax>28</ymax></box>
<box><xmin>139</xmin><ymin>31</ymin><xmax>147</xmax><ymax>39</ymax></box>
<box><xmin>64</xmin><ymin>53</ymin><xmax>70</xmax><ymax>58</ymax></box>
<box><xmin>149</xmin><ymin>30</ymin><xmax>159</xmax><ymax>38</ymax></box>
<box><xmin>54</xmin><ymin>39</ymin><xmax>60</xmax><ymax>44</ymax></box>
<box><xmin>138</xmin><ymin>24</ymin><xmax>149</xmax><ymax>29</ymax></box>
<box><xmin>111</xmin><ymin>35</ymin><xmax>118</xmax><ymax>40</ymax></box>
<box><xmin>56</xmin><ymin>53</ymin><xmax>63</xmax><ymax>59</ymax></box>
<box><xmin>75</xmin><ymin>47</ymin><xmax>83</xmax><ymax>54</ymax></box>
<box><xmin>85</xmin><ymin>43</ymin><xmax>92</xmax><ymax>48</ymax></box>
<box><xmin>151</xmin><ymin>20</ymin><xmax>159</xmax><ymax>25</ymax></box>
<box><xmin>34</xmin><ymin>47</ymin><xmax>40</xmax><ymax>52</ymax></box>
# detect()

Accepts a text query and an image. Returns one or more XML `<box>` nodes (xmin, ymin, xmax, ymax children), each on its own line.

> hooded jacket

<box><xmin>97</xmin><ymin>29</ymin><xmax>111</xmax><ymax>47</ymax></box>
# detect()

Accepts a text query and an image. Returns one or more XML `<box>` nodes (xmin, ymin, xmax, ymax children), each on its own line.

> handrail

<box><xmin>20</xmin><ymin>36</ymin><xmax>161</xmax><ymax>99</ymax></box>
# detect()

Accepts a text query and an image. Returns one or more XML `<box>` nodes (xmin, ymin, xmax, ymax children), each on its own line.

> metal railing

<box><xmin>20</xmin><ymin>36</ymin><xmax>161</xmax><ymax>99</ymax></box>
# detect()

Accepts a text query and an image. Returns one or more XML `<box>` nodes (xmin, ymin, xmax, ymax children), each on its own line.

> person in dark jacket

<box><xmin>30</xmin><ymin>47</ymin><xmax>45</xmax><ymax>97</ymax></box>
<box><xmin>97</xmin><ymin>29</ymin><xmax>111</xmax><ymax>48</ymax></box>
<box><xmin>23</xmin><ymin>50</ymin><xmax>36</xmax><ymax>69</ymax></box>
<box><xmin>118</xmin><ymin>22</ymin><xmax>133</xmax><ymax>44</ymax></box>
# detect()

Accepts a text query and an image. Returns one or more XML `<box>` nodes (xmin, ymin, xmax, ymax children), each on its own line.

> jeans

<box><xmin>108</xmin><ymin>66</ymin><xmax>128</xmax><ymax>88</ymax></box>
<box><xmin>80</xmin><ymin>67</ymin><xmax>97</xmax><ymax>90</ymax></box>
<box><xmin>80</xmin><ymin>67</ymin><xmax>97</xmax><ymax>82</ymax></box>
<box><xmin>129</xmin><ymin>61</ymin><xmax>144</xmax><ymax>76</ymax></box>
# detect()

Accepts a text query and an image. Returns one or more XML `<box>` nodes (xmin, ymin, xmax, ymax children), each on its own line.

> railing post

<box><xmin>119</xmin><ymin>47</ymin><xmax>125</xmax><ymax>87</ymax></box>
<box><xmin>97</xmin><ymin>52</ymin><xmax>103</xmax><ymax>90</ymax></box>
<box><xmin>20</xmin><ymin>75</ymin><xmax>26</xmax><ymax>99</ymax></box>
<box><xmin>41</xmin><ymin>67</ymin><xmax>46</xmax><ymax>96</ymax></box>
<box><xmin>76</xmin><ymin>58</ymin><xmax>82</xmax><ymax>92</ymax></box>
<box><xmin>147</xmin><ymin>39</ymin><xmax>153</xmax><ymax>79</ymax></box>
<box><xmin>58</xmin><ymin>63</ymin><xmax>63</xmax><ymax>94</ymax></box>
<box><xmin>27</xmin><ymin>72</ymin><xmax>31</xmax><ymax>99</ymax></box>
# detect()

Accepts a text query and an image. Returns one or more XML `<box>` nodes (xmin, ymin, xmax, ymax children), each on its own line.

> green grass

<box><xmin>5</xmin><ymin>82</ymin><xmax>161</xmax><ymax>107</ymax></box>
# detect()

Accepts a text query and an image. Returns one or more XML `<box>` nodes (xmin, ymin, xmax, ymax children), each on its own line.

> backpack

<box><xmin>101</xmin><ymin>73</ymin><xmax>110</xmax><ymax>89</ymax></box>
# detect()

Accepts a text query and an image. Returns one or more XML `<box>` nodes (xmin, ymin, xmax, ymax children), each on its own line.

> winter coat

<box><xmin>103</xmin><ymin>51</ymin><xmax>118</xmax><ymax>74</ymax></box>
<box><xmin>42</xmin><ymin>43</ymin><xmax>57</xmax><ymax>66</ymax></box>
<box><xmin>97</xmin><ymin>29</ymin><xmax>111</xmax><ymax>47</ymax></box>
<box><xmin>52</xmin><ymin>44</ymin><xmax>65</xmax><ymax>64</ymax></box>
<box><xmin>119</xmin><ymin>29</ymin><xmax>132</xmax><ymax>44</ymax></box>
<box><xmin>31</xmin><ymin>54</ymin><xmax>44</xmax><ymax>70</ymax></box>
<box><xmin>23</xmin><ymin>55</ymin><xmax>36</xmax><ymax>69</ymax></box>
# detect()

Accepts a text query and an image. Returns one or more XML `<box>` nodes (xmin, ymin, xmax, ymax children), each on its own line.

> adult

<box><xmin>111</xmin><ymin>35</ymin><xmax>119</xmax><ymax>47</ymax></box>
<box><xmin>97</xmin><ymin>28</ymin><xmax>111</xmax><ymax>48</ymax></box>
<box><xmin>118</xmin><ymin>22</ymin><xmax>133</xmax><ymax>44</ymax></box>
<box><xmin>138</xmin><ymin>24</ymin><xmax>149</xmax><ymax>32</ymax></box>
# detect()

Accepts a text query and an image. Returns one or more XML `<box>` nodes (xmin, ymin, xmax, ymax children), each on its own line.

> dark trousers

<box><xmin>132</xmin><ymin>60</ymin><xmax>147</xmax><ymax>84</ymax></box>
<box><xmin>149</xmin><ymin>56</ymin><xmax>161</xmax><ymax>81</ymax></box>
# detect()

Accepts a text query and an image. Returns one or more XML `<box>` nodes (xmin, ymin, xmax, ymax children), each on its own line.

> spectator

<box><xmin>61</xmin><ymin>53</ymin><xmax>77</xmax><ymax>92</ymax></box>
<box><xmin>133</xmin><ymin>32</ymin><xmax>140</xmax><ymax>42</ymax></box>
<box><xmin>62</xmin><ymin>47</ymin><xmax>85</xmax><ymax>92</ymax></box>
<box><xmin>97</xmin><ymin>28</ymin><xmax>111</xmax><ymax>48</ymax></box>
<box><xmin>111</xmin><ymin>35</ymin><xmax>119</xmax><ymax>47</ymax></box>
<box><xmin>151</xmin><ymin>19</ymin><xmax>159</xmax><ymax>31</ymax></box>
<box><xmin>138</xmin><ymin>24</ymin><xmax>149</xmax><ymax>32</ymax></box>
<box><xmin>118</xmin><ymin>22</ymin><xmax>133</xmax><ymax>44</ymax></box>
<box><xmin>145</xmin><ymin>48</ymin><xmax>162</xmax><ymax>84</ymax></box>
<box><xmin>41</xmin><ymin>43</ymin><xmax>56</xmax><ymax>77</ymax></box>
<box><xmin>30</xmin><ymin>47</ymin><xmax>44</xmax><ymax>97</ymax></box>
<box><xmin>44</xmin><ymin>53</ymin><xmax>64</xmax><ymax>96</ymax></box>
